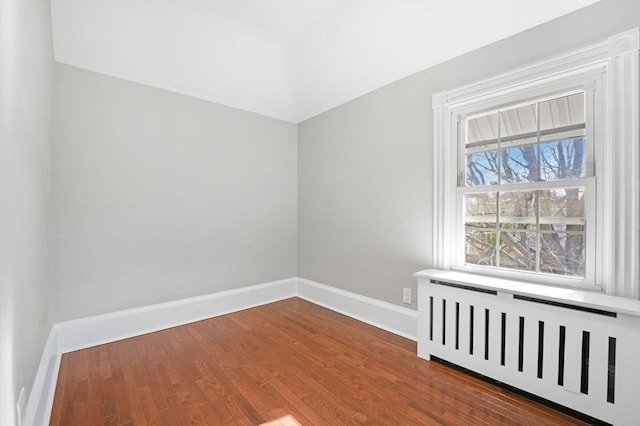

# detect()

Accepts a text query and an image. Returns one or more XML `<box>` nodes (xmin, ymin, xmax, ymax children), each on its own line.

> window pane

<box><xmin>500</xmin><ymin>190</ymin><xmax>536</xmax><ymax>227</ymax></box>
<box><xmin>539</xmin><ymin>188</ymin><xmax>585</xmax><ymax>225</ymax></box>
<box><xmin>540</xmin><ymin>232</ymin><xmax>585</xmax><ymax>277</ymax></box>
<box><xmin>498</xmin><ymin>231</ymin><xmax>536</xmax><ymax>271</ymax></box>
<box><xmin>465</xmin><ymin>192</ymin><xmax>497</xmax><ymax>224</ymax></box>
<box><xmin>539</xmin><ymin>92</ymin><xmax>585</xmax><ymax>132</ymax></box>
<box><xmin>467</xmin><ymin>112</ymin><xmax>499</xmax><ymax>144</ymax></box>
<box><xmin>500</xmin><ymin>103</ymin><xmax>537</xmax><ymax>139</ymax></box>
<box><xmin>501</xmin><ymin>142</ymin><xmax>539</xmax><ymax>183</ymax></box>
<box><xmin>539</xmin><ymin>137</ymin><xmax>586</xmax><ymax>180</ymax></box>
<box><xmin>466</xmin><ymin>149</ymin><xmax>499</xmax><ymax>186</ymax></box>
<box><xmin>465</xmin><ymin>225</ymin><xmax>496</xmax><ymax>266</ymax></box>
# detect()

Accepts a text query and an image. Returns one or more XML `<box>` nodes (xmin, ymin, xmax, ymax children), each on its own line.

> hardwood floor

<box><xmin>50</xmin><ymin>298</ymin><xmax>587</xmax><ymax>425</ymax></box>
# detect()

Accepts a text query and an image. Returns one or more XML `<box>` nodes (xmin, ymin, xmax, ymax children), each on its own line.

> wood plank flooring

<box><xmin>50</xmin><ymin>297</ymin><xmax>587</xmax><ymax>425</ymax></box>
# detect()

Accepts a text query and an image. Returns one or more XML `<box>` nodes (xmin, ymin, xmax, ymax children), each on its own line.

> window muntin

<box><xmin>460</xmin><ymin>91</ymin><xmax>591</xmax><ymax>280</ymax></box>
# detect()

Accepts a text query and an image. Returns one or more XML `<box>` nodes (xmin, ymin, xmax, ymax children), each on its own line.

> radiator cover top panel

<box><xmin>416</xmin><ymin>270</ymin><xmax>640</xmax><ymax>426</ymax></box>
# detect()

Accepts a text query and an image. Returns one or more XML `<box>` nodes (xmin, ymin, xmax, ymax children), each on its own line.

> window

<box><xmin>461</xmin><ymin>91</ymin><xmax>594</xmax><ymax>282</ymax></box>
<box><xmin>432</xmin><ymin>28</ymin><xmax>639</xmax><ymax>297</ymax></box>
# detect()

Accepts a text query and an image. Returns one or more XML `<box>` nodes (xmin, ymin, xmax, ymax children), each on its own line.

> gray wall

<box><xmin>0</xmin><ymin>1</ymin><xmax>53</xmax><ymax>425</ymax></box>
<box><xmin>298</xmin><ymin>0</ymin><xmax>640</xmax><ymax>309</ymax></box>
<box><xmin>52</xmin><ymin>64</ymin><xmax>297</xmax><ymax>321</ymax></box>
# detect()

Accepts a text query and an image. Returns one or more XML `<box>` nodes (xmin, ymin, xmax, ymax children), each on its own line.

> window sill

<box><xmin>414</xmin><ymin>269</ymin><xmax>640</xmax><ymax>317</ymax></box>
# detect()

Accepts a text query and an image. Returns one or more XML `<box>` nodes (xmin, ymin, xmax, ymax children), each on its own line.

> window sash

<box><xmin>458</xmin><ymin>88</ymin><xmax>595</xmax><ymax>187</ymax></box>
<box><xmin>455</xmin><ymin>176</ymin><xmax>595</xmax><ymax>285</ymax></box>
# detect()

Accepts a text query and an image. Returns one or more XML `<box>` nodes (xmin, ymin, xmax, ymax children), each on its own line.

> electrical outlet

<box><xmin>16</xmin><ymin>387</ymin><xmax>26</xmax><ymax>426</ymax></box>
<box><xmin>402</xmin><ymin>288</ymin><xmax>412</xmax><ymax>305</ymax></box>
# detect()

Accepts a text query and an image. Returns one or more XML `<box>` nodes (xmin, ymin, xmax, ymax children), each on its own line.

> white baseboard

<box><xmin>55</xmin><ymin>277</ymin><xmax>298</xmax><ymax>354</ymax></box>
<box><xmin>297</xmin><ymin>278</ymin><xmax>417</xmax><ymax>341</ymax></box>
<box><xmin>24</xmin><ymin>276</ymin><xmax>418</xmax><ymax>426</ymax></box>
<box><xmin>22</xmin><ymin>327</ymin><xmax>60</xmax><ymax>426</ymax></box>
<box><xmin>24</xmin><ymin>277</ymin><xmax>297</xmax><ymax>426</ymax></box>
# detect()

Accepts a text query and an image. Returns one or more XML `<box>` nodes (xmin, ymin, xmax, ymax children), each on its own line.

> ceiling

<box><xmin>51</xmin><ymin>0</ymin><xmax>599</xmax><ymax>123</ymax></box>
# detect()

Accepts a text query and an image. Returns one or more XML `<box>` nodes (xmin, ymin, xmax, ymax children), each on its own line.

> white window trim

<box><xmin>432</xmin><ymin>28</ymin><xmax>640</xmax><ymax>298</ymax></box>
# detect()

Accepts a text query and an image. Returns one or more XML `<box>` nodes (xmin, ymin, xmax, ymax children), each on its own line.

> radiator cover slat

<box><xmin>513</xmin><ymin>294</ymin><xmax>617</xmax><ymax>317</ymax></box>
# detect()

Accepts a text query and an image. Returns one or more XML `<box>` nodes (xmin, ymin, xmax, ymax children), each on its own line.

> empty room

<box><xmin>2</xmin><ymin>0</ymin><xmax>640</xmax><ymax>425</ymax></box>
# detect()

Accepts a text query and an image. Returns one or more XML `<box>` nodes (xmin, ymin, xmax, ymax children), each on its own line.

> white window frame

<box><xmin>432</xmin><ymin>28</ymin><xmax>639</xmax><ymax>298</ymax></box>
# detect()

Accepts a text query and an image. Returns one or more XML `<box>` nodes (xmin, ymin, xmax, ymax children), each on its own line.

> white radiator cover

<box><xmin>415</xmin><ymin>269</ymin><xmax>640</xmax><ymax>425</ymax></box>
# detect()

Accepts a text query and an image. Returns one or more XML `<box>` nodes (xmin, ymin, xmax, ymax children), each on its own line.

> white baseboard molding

<box><xmin>24</xmin><ymin>276</ymin><xmax>418</xmax><ymax>426</ymax></box>
<box><xmin>24</xmin><ymin>277</ymin><xmax>297</xmax><ymax>426</ymax></box>
<box><xmin>22</xmin><ymin>327</ymin><xmax>60</xmax><ymax>426</ymax></box>
<box><xmin>297</xmin><ymin>278</ymin><xmax>418</xmax><ymax>341</ymax></box>
<box><xmin>55</xmin><ymin>277</ymin><xmax>298</xmax><ymax>354</ymax></box>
